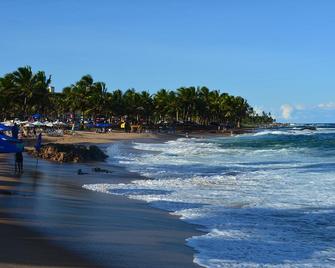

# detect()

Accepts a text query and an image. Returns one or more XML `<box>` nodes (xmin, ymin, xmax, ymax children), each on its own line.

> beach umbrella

<box><xmin>53</xmin><ymin>120</ymin><xmax>67</xmax><ymax>126</ymax></box>
<box><xmin>24</xmin><ymin>123</ymin><xmax>34</xmax><ymax>128</ymax></box>
<box><xmin>45</xmin><ymin>122</ymin><xmax>54</xmax><ymax>127</ymax></box>
<box><xmin>0</xmin><ymin>134</ymin><xmax>24</xmax><ymax>153</ymax></box>
<box><xmin>1</xmin><ymin>121</ymin><xmax>14</xmax><ymax>127</ymax></box>
<box><xmin>32</xmin><ymin>121</ymin><xmax>45</xmax><ymax>127</ymax></box>
<box><xmin>32</xmin><ymin>113</ymin><xmax>42</xmax><ymax>120</ymax></box>
<box><xmin>0</xmin><ymin>124</ymin><xmax>12</xmax><ymax>131</ymax></box>
<box><xmin>95</xmin><ymin>123</ymin><xmax>111</xmax><ymax>128</ymax></box>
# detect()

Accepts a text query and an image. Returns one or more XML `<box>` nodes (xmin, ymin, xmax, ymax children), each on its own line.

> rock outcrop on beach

<box><xmin>28</xmin><ymin>143</ymin><xmax>108</xmax><ymax>163</ymax></box>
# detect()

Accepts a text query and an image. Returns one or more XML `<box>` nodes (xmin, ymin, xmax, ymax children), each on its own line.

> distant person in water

<box><xmin>77</xmin><ymin>169</ymin><xmax>88</xmax><ymax>175</ymax></box>
<box><xmin>15</xmin><ymin>152</ymin><xmax>23</xmax><ymax>173</ymax></box>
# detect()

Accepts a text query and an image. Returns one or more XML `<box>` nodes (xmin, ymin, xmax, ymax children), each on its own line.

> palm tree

<box><xmin>110</xmin><ymin>89</ymin><xmax>124</xmax><ymax>116</ymax></box>
<box><xmin>138</xmin><ymin>91</ymin><xmax>153</xmax><ymax>123</ymax></box>
<box><xmin>81</xmin><ymin>81</ymin><xmax>107</xmax><ymax>119</ymax></box>
<box><xmin>197</xmin><ymin>86</ymin><xmax>211</xmax><ymax>125</ymax></box>
<box><xmin>31</xmin><ymin>71</ymin><xmax>52</xmax><ymax>114</ymax></box>
<box><xmin>153</xmin><ymin>89</ymin><xmax>170</xmax><ymax>122</ymax></box>
<box><xmin>49</xmin><ymin>92</ymin><xmax>67</xmax><ymax>119</ymax></box>
<box><xmin>11</xmin><ymin>66</ymin><xmax>35</xmax><ymax>117</ymax></box>
<box><xmin>167</xmin><ymin>91</ymin><xmax>180</xmax><ymax>122</ymax></box>
<box><xmin>123</xmin><ymin>89</ymin><xmax>141</xmax><ymax>120</ymax></box>
<box><xmin>176</xmin><ymin>87</ymin><xmax>197</xmax><ymax>122</ymax></box>
<box><xmin>62</xmin><ymin>75</ymin><xmax>96</xmax><ymax>120</ymax></box>
<box><xmin>0</xmin><ymin>73</ymin><xmax>16</xmax><ymax>119</ymax></box>
<box><xmin>0</xmin><ymin>66</ymin><xmax>274</xmax><ymax>127</ymax></box>
<box><xmin>2</xmin><ymin>66</ymin><xmax>52</xmax><ymax>118</ymax></box>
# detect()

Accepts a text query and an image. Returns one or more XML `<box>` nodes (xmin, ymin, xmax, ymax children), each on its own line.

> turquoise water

<box><xmin>84</xmin><ymin>125</ymin><xmax>335</xmax><ymax>267</ymax></box>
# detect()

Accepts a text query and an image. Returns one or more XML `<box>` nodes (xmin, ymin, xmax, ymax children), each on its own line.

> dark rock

<box><xmin>27</xmin><ymin>143</ymin><xmax>108</xmax><ymax>163</ymax></box>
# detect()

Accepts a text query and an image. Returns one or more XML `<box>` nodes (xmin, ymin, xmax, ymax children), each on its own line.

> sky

<box><xmin>1</xmin><ymin>0</ymin><xmax>335</xmax><ymax>123</ymax></box>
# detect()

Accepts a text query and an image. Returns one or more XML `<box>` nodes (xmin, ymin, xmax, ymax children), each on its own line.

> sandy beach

<box><xmin>23</xmin><ymin>131</ymin><xmax>160</xmax><ymax>147</ymax></box>
<box><xmin>0</xmin><ymin>132</ymin><xmax>202</xmax><ymax>268</ymax></box>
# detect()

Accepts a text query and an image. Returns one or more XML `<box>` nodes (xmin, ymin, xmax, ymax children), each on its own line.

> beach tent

<box><xmin>0</xmin><ymin>134</ymin><xmax>24</xmax><ymax>153</ymax></box>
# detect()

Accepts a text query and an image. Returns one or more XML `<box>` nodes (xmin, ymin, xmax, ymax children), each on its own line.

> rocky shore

<box><xmin>27</xmin><ymin>143</ymin><xmax>108</xmax><ymax>163</ymax></box>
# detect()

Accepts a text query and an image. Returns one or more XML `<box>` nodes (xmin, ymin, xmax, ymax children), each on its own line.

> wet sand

<box><xmin>0</xmin><ymin>137</ymin><xmax>203</xmax><ymax>268</ymax></box>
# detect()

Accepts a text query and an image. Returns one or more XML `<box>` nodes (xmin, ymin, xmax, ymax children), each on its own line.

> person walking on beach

<box><xmin>12</xmin><ymin>123</ymin><xmax>19</xmax><ymax>139</ymax></box>
<box><xmin>15</xmin><ymin>151</ymin><xmax>23</xmax><ymax>173</ymax></box>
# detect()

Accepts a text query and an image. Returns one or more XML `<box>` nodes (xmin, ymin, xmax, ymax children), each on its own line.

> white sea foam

<box><xmin>83</xmin><ymin>129</ymin><xmax>335</xmax><ymax>267</ymax></box>
<box><xmin>252</xmin><ymin>128</ymin><xmax>335</xmax><ymax>137</ymax></box>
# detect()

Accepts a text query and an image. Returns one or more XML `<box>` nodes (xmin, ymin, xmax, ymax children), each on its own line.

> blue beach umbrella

<box><xmin>86</xmin><ymin>123</ymin><xmax>95</xmax><ymax>128</ymax></box>
<box><xmin>0</xmin><ymin>124</ymin><xmax>12</xmax><ymax>132</ymax></box>
<box><xmin>32</xmin><ymin>113</ymin><xmax>42</xmax><ymax>120</ymax></box>
<box><xmin>0</xmin><ymin>134</ymin><xmax>24</xmax><ymax>153</ymax></box>
<box><xmin>95</xmin><ymin>123</ymin><xmax>111</xmax><ymax>128</ymax></box>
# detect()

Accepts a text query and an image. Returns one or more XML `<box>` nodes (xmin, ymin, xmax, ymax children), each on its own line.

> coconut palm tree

<box><xmin>176</xmin><ymin>87</ymin><xmax>197</xmax><ymax>122</ymax></box>
<box><xmin>0</xmin><ymin>73</ymin><xmax>16</xmax><ymax>119</ymax></box>
<box><xmin>11</xmin><ymin>66</ymin><xmax>36</xmax><ymax>117</ymax></box>
<box><xmin>138</xmin><ymin>91</ymin><xmax>153</xmax><ymax>123</ymax></box>
<box><xmin>31</xmin><ymin>71</ymin><xmax>52</xmax><ymax>114</ymax></box>
<box><xmin>153</xmin><ymin>89</ymin><xmax>170</xmax><ymax>122</ymax></box>
<box><xmin>1</xmin><ymin>66</ymin><xmax>274</xmax><ymax>127</ymax></box>
<box><xmin>110</xmin><ymin>89</ymin><xmax>124</xmax><ymax>116</ymax></box>
<box><xmin>86</xmin><ymin>81</ymin><xmax>108</xmax><ymax>119</ymax></box>
<box><xmin>197</xmin><ymin>86</ymin><xmax>211</xmax><ymax>125</ymax></box>
<box><xmin>1</xmin><ymin>66</ymin><xmax>51</xmax><ymax>118</ymax></box>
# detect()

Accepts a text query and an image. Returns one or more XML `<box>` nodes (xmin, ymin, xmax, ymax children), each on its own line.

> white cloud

<box><xmin>280</xmin><ymin>104</ymin><xmax>294</xmax><ymax>119</ymax></box>
<box><xmin>317</xmin><ymin>102</ymin><xmax>335</xmax><ymax>110</ymax></box>
<box><xmin>295</xmin><ymin>104</ymin><xmax>305</xmax><ymax>110</ymax></box>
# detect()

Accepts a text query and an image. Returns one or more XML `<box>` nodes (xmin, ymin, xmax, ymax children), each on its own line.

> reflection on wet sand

<box><xmin>0</xmin><ymin>153</ymin><xmax>202</xmax><ymax>268</ymax></box>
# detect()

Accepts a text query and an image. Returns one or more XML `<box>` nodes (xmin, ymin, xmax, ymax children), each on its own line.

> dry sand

<box><xmin>0</xmin><ymin>132</ymin><xmax>202</xmax><ymax>268</ymax></box>
<box><xmin>22</xmin><ymin>131</ymin><xmax>161</xmax><ymax>149</ymax></box>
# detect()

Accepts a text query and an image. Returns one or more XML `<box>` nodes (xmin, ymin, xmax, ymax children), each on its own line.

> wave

<box><xmin>252</xmin><ymin>128</ymin><xmax>335</xmax><ymax>137</ymax></box>
<box><xmin>83</xmin><ymin>132</ymin><xmax>335</xmax><ymax>267</ymax></box>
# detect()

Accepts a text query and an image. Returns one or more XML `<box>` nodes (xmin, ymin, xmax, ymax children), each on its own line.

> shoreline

<box><xmin>0</xmin><ymin>133</ymin><xmax>203</xmax><ymax>268</ymax></box>
<box><xmin>22</xmin><ymin>128</ymin><xmax>253</xmax><ymax>148</ymax></box>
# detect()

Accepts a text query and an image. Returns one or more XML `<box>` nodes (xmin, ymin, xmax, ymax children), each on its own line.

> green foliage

<box><xmin>0</xmin><ymin>66</ymin><xmax>51</xmax><ymax>118</ymax></box>
<box><xmin>0</xmin><ymin>66</ymin><xmax>274</xmax><ymax>127</ymax></box>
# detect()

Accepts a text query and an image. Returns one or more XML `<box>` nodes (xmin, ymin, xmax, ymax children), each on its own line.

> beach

<box><xmin>0</xmin><ymin>132</ymin><xmax>202</xmax><ymax>268</ymax></box>
<box><xmin>2</xmin><ymin>127</ymin><xmax>335</xmax><ymax>267</ymax></box>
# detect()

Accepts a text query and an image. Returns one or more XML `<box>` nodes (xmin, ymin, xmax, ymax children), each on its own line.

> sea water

<box><xmin>83</xmin><ymin>125</ymin><xmax>335</xmax><ymax>268</ymax></box>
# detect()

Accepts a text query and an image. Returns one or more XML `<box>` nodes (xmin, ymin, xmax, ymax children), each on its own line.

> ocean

<box><xmin>83</xmin><ymin>125</ymin><xmax>335</xmax><ymax>268</ymax></box>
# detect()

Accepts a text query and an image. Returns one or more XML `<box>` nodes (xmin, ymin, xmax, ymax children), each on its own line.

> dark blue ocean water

<box><xmin>85</xmin><ymin>125</ymin><xmax>335</xmax><ymax>267</ymax></box>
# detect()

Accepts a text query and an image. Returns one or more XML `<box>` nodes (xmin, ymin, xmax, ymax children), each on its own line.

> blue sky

<box><xmin>1</xmin><ymin>0</ymin><xmax>335</xmax><ymax>122</ymax></box>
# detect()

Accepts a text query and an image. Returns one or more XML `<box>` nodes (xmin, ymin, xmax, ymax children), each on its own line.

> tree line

<box><xmin>0</xmin><ymin>66</ymin><xmax>274</xmax><ymax>127</ymax></box>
